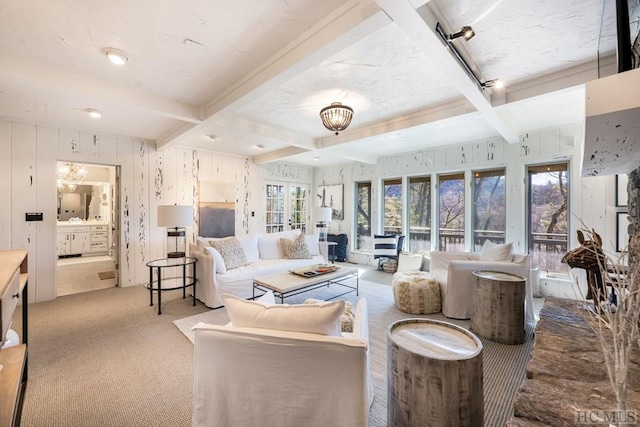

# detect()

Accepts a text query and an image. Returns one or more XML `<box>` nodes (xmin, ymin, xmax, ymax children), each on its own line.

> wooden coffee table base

<box><xmin>253</xmin><ymin>268</ymin><xmax>358</xmax><ymax>304</ymax></box>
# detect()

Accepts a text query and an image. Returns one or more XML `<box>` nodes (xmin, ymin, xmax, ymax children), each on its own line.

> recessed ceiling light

<box><xmin>256</xmin><ymin>144</ymin><xmax>265</xmax><ymax>150</ymax></box>
<box><xmin>103</xmin><ymin>48</ymin><xmax>128</xmax><ymax>65</ymax></box>
<box><xmin>84</xmin><ymin>108</ymin><xmax>102</xmax><ymax>119</ymax></box>
<box><xmin>313</xmin><ymin>157</ymin><xmax>320</xmax><ymax>161</ymax></box>
<box><xmin>205</xmin><ymin>134</ymin><xmax>217</xmax><ymax>141</ymax></box>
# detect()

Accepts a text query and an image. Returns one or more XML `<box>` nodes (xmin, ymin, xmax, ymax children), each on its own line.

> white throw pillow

<box><xmin>479</xmin><ymin>240</ymin><xmax>513</xmax><ymax>262</ymax></box>
<box><xmin>304</xmin><ymin>233</ymin><xmax>321</xmax><ymax>256</ymax></box>
<box><xmin>223</xmin><ymin>293</ymin><xmax>344</xmax><ymax>336</ymax></box>
<box><xmin>397</xmin><ymin>252</ymin><xmax>424</xmax><ymax>272</ymax></box>
<box><xmin>255</xmin><ymin>290</ymin><xmax>275</xmax><ymax>305</ymax></box>
<box><xmin>257</xmin><ymin>229</ymin><xmax>300</xmax><ymax>259</ymax></box>
<box><xmin>205</xmin><ymin>246</ymin><xmax>227</xmax><ymax>274</ymax></box>
<box><xmin>237</xmin><ymin>235</ymin><xmax>260</xmax><ymax>263</ymax></box>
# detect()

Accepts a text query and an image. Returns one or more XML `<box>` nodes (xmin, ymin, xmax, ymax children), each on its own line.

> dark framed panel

<box><xmin>615</xmin><ymin>174</ymin><xmax>628</xmax><ymax>207</ymax></box>
<box><xmin>616</xmin><ymin>211</ymin><xmax>629</xmax><ymax>252</ymax></box>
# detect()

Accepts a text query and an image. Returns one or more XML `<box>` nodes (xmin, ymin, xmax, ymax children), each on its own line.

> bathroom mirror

<box><xmin>57</xmin><ymin>183</ymin><xmax>110</xmax><ymax>221</ymax></box>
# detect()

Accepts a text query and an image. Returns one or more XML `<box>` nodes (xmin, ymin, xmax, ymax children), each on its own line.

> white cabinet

<box><xmin>56</xmin><ymin>226</ymin><xmax>91</xmax><ymax>256</ymax></box>
<box><xmin>90</xmin><ymin>225</ymin><xmax>109</xmax><ymax>253</ymax></box>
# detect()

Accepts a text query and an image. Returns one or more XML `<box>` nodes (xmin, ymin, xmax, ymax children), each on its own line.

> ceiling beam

<box><xmin>0</xmin><ymin>53</ymin><xmax>202</xmax><ymax>124</ymax></box>
<box><xmin>155</xmin><ymin>0</ymin><xmax>392</xmax><ymax>149</ymax></box>
<box><xmin>220</xmin><ymin>116</ymin><xmax>317</xmax><ymax>150</ymax></box>
<box><xmin>375</xmin><ymin>0</ymin><xmax>521</xmax><ymax>143</ymax></box>
<box><xmin>252</xmin><ymin>146</ymin><xmax>311</xmax><ymax>164</ymax></box>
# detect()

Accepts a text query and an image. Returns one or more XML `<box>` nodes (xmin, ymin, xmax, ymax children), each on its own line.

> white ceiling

<box><xmin>0</xmin><ymin>0</ymin><xmax>622</xmax><ymax>167</ymax></box>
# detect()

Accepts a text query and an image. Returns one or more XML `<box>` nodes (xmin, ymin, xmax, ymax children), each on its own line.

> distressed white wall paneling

<box><xmin>100</xmin><ymin>135</ymin><xmax>118</xmax><ymax>160</ymax></box>
<box><xmin>148</xmin><ymin>149</ymin><xmax>164</xmax><ymax>262</ymax></box>
<box><xmin>79</xmin><ymin>133</ymin><xmax>101</xmax><ymax>159</ymax></box>
<box><xmin>240</xmin><ymin>158</ymin><xmax>251</xmax><ymax>235</ymax></box>
<box><xmin>472</xmin><ymin>141</ymin><xmax>488</xmax><ymax>164</ymax></box>
<box><xmin>520</xmin><ymin>132</ymin><xmax>540</xmax><ymax>157</ymax></box>
<box><xmin>117</xmin><ymin>137</ymin><xmax>135</xmax><ymax>286</ymax></box>
<box><xmin>162</xmin><ymin>147</ymin><xmax>178</xmax><ymax>205</ymax></box>
<box><xmin>58</xmin><ymin>129</ymin><xmax>80</xmax><ymax>159</ymax></box>
<box><xmin>503</xmin><ymin>139</ymin><xmax>521</xmax><ymax>159</ymax></box>
<box><xmin>197</xmin><ymin>151</ymin><xmax>213</xmax><ymax>183</ymax></box>
<box><xmin>11</xmin><ymin>122</ymin><xmax>38</xmax><ymax>302</ymax></box>
<box><xmin>445</xmin><ymin>143</ymin><xmax>471</xmax><ymax>167</ymax></box>
<box><xmin>559</xmin><ymin>125</ymin><xmax>581</xmax><ymax>154</ymax></box>
<box><xmin>190</xmin><ymin>149</ymin><xmax>199</xmax><ymax>245</ymax></box>
<box><xmin>433</xmin><ymin>147</ymin><xmax>447</xmax><ymax>170</ymax></box>
<box><xmin>178</xmin><ymin>148</ymin><xmax>192</xmax><ymax>205</ymax></box>
<box><xmin>579</xmin><ymin>175</ymin><xmax>608</xmax><ymax>247</ymax></box>
<box><xmin>0</xmin><ymin>120</ymin><xmax>11</xmax><ymax>249</ymax></box>
<box><xmin>133</xmin><ymin>140</ymin><xmax>150</xmax><ymax>285</ymax></box>
<box><xmin>539</xmin><ymin>129</ymin><xmax>560</xmax><ymax>154</ymax></box>
<box><xmin>35</xmin><ymin>126</ymin><xmax>58</xmax><ymax>301</ymax></box>
<box><xmin>487</xmin><ymin>139</ymin><xmax>504</xmax><ymax>162</ymax></box>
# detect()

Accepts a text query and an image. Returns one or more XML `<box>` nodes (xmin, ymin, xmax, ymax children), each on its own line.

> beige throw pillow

<box><xmin>479</xmin><ymin>240</ymin><xmax>514</xmax><ymax>262</ymax></box>
<box><xmin>304</xmin><ymin>298</ymin><xmax>355</xmax><ymax>333</ymax></box>
<box><xmin>280</xmin><ymin>233</ymin><xmax>311</xmax><ymax>259</ymax></box>
<box><xmin>209</xmin><ymin>237</ymin><xmax>248</xmax><ymax>270</ymax></box>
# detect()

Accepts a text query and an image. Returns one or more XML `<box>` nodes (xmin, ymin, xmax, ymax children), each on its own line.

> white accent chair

<box><xmin>430</xmin><ymin>250</ymin><xmax>536</xmax><ymax>324</ymax></box>
<box><xmin>192</xmin><ymin>298</ymin><xmax>373</xmax><ymax>427</ymax></box>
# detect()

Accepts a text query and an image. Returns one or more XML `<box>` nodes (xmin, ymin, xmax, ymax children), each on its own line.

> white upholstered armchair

<box><xmin>430</xmin><ymin>250</ymin><xmax>536</xmax><ymax>324</ymax></box>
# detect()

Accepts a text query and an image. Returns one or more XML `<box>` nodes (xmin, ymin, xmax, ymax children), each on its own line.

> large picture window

<box><xmin>472</xmin><ymin>169</ymin><xmax>506</xmax><ymax>251</ymax></box>
<box><xmin>383</xmin><ymin>178</ymin><xmax>402</xmax><ymax>236</ymax></box>
<box><xmin>438</xmin><ymin>173</ymin><xmax>465</xmax><ymax>251</ymax></box>
<box><xmin>527</xmin><ymin>163</ymin><xmax>569</xmax><ymax>274</ymax></box>
<box><xmin>408</xmin><ymin>175</ymin><xmax>431</xmax><ymax>252</ymax></box>
<box><xmin>355</xmin><ymin>182</ymin><xmax>371</xmax><ymax>250</ymax></box>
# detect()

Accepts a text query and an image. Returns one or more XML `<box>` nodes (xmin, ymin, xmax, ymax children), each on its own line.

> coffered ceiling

<box><xmin>0</xmin><ymin>0</ymin><xmax>623</xmax><ymax>166</ymax></box>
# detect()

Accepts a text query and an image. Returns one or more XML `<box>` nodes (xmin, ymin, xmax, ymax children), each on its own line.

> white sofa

<box><xmin>430</xmin><ymin>250</ymin><xmax>537</xmax><ymax>324</ymax></box>
<box><xmin>189</xmin><ymin>229</ymin><xmax>324</xmax><ymax>308</ymax></box>
<box><xmin>192</xmin><ymin>297</ymin><xmax>373</xmax><ymax>427</ymax></box>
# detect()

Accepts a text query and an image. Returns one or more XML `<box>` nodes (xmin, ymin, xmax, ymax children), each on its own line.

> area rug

<box><xmin>174</xmin><ymin>279</ymin><xmax>539</xmax><ymax>427</ymax></box>
<box><xmin>97</xmin><ymin>270</ymin><xmax>116</xmax><ymax>280</ymax></box>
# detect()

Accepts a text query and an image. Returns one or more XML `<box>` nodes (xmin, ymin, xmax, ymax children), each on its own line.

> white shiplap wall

<box><xmin>314</xmin><ymin>124</ymin><xmax>617</xmax><ymax>266</ymax></box>
<box><xmin>0</xmin><ymin>118</ymin><xmax>312</xmax><ymax>303</ymax></box>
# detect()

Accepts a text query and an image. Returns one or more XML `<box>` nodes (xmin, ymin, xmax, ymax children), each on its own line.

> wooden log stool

<box><xmin>471</xmin><ymin>270</ymin><xmax>526</xmax><ymax>345</ymax></box>
<box><xmin>392</xmin><ymin>271</ymin><xmax>441</xmax><ymax>314</ymax></box>
<box><xmin>387</xmin><ymin>319</ymin><xmax>484</xmax><ymax>427</ymax></box>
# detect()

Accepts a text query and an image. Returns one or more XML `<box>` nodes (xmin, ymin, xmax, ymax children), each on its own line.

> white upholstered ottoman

<box><xmin>392</xmin><ymin>271</ymin><xmax>441</xmax><ymax>314</ymax></box>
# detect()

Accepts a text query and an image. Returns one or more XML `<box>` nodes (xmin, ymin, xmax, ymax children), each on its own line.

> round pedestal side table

<box><xmin>471</xmin><ymin>270</ymin><xmax>526</xmax><ymax>345</ymax></box>
<box><xmin>387</xmin><ymin>319</ymin><xmax>484</xmax><ymax>427</ymax></box>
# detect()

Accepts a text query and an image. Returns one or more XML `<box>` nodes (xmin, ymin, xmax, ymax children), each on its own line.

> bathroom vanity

<box><xmin>56</xmin><ymin>221</ymin><xmax>110</xmax><ymax>256</ymax></box>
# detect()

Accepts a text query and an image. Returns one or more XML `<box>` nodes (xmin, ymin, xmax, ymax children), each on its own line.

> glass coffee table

<box><xmin>253</xmin><ymin>266</ymin><xmax>358</xmax><ymax>304</ymax></box>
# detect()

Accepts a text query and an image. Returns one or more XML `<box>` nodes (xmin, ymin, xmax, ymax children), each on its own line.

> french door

<box><xmin>265</xmin><ymin>182</ymin><xmax>309</xmax><ymax>234</ymax></box>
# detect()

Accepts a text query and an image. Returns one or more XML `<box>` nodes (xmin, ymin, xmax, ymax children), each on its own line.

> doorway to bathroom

<box><xmin>56</xmin><ymin>161</ymin><xmax>120</xmax><ymax>296</ymax></box>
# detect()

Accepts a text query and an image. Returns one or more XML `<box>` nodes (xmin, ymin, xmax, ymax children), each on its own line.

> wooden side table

<box><xmin>387</xmin><ymin>319</ymin><xmax>484</xmax><ymax>427</ymax></box>
<box><xmin>471</xmin><ymin>270</ymin><xmax>526</xmax><ymax>345</ymax></box>
<box><xmin>146</xmin><ymin>257</ymin><xmax>197</xmax><ymax>315</ymax></box>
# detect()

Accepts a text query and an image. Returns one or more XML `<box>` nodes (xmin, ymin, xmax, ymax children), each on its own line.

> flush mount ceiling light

<box><xmin>103</xmin><ymin>48</ymin><xmax>128</xmax><ymax>65</ymax></box>
<box><xmin>255</xmin><ymin>144</ymin><xmax>265</xmax><ymax>150</ymax></box>
<box><xmin>205</xmin><ymin>134</ymin><xmax>217</xmax><ymax>141</ymax></box>
<box><xmin>448</xmin><ymin>25</ymin><xmax>475</xmax><ymax>41</ymax></box>
<box><xmin>435</xmin><ymin>22</ymin><xmax>503</xmax><ymax>92</ymax></box>
<box><xmin>319</xmin><ymin>102</ymin><xmax>353</xmax><ymax>135</ymax></box>
<box><xmin>84</xmin><ymin>108</ymin><xmax>102</xmax><ymax>118</ymax></box>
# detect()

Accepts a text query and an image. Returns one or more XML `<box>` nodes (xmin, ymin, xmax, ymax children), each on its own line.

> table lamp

<box><xmin>157</xmin><ymin>204</ymin><xmax>193</xmax><ymax>258</ymax></box>
<box><xmin>315</xmin><ymin>207</ymin><xmax>332</xmax><ymax>242</ymax></box>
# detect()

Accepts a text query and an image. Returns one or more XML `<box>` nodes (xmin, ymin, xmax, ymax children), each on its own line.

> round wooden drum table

<box><xmin>387</xmin><ymin>319</ymin><xmax>484</xmax><ymax>427</ymax></box>
<box><xmin>471</xmin><ymin>270</ymin><xmax>526</xmax><ymax>345</ymax></box>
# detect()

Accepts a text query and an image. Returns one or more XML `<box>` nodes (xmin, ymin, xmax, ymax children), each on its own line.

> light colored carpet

<box><xmin>174</xmin><ymin>279</ymin><xmax>542</xmax><ymax>427</ymax></box>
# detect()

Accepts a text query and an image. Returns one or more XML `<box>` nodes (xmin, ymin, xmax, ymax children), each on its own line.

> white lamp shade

<box><xmin>157</xmin><ymin>205</ymin><xmax>193</xmax><ymax>227</ymax></box>
<box><xmin>315</xmin><ymin>207</ymin><xmax>332</xmax><ymax>222</ymax></box>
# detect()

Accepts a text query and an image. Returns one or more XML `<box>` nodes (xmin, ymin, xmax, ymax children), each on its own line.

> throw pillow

<box><xmin>209</xmin><ymin>237</ymin><xmax>248</xmax><ymax>270</ymax></box>
<box><xmin>204</xmin><ymin>246</ymin><xmax>227</xmax><ymax>274</ymax></box>
<box><xmin>304</xmin><ymin>233</ymin><xmax>321</xmax><ymax>256</ymax></box>
<box><xmin>280</xmin><ymin>233</ymin><xmax>311</xmax><ymax>259</ymax></box>
<box><xmin>373</xmin><ymin>234</ymin><xmax>397</xmax><ymax>259</ymax></box>
<box><xmin>257</xmin><ymin>230</ymin><xmax>301</xmax><ymax>259</ymax></box>
<box><xmin>222</xmin><ymin>293</ymin><xmax>344</xmax><ymax>336</ymax></box>
<box><xmin>479</xmin><ymin>240</ymin><xmax>514</xmax><ymax>262</ymax></box>
<box><xmin>303</xmin><ymin>298</ymin><xmax>355</xmax><ymax>333</ymax></box>
<box><xmin>236</xmin><ymin>235</ymin><xmax>260</xmax><ymax>263</ymax></box>
<box><xmin>397</xmin><ymin>252</ymin><xmax>424</xmax><ymax>273</ymax></box>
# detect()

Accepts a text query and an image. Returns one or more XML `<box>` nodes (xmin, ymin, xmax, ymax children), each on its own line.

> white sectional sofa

<box><xmin>189</xmin><ymin>229</ymin><xmax>324</xmax><ymax>308</ymax></box>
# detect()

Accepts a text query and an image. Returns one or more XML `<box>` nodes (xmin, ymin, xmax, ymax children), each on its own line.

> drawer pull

<box><xmin>12</xmin><ymin>292</ymin><xmax>19</xmax><ymax>299</ymax></box>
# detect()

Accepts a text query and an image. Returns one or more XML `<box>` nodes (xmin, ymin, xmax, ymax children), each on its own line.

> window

<box><xmin>383</xmin><ymin>178</ymin><xmax>402</xmax><ymax>236</ymax></box>
<box><xmin>408</xmin><ymin>175</ymin><xmax>431</xmax><ymax>252</ymax></box>
<box><xmin>472</xmin><ymin>169</ymin><xmax>506</xmax><ymax>251</ymax></box>
<box><xmin>527</xmin><ymin>163</ymin><xmax>569</xmax><ymax>274</ymax></box>
<box><xmin>355</xmin><ymin>182</ymin><xmax>371</xmax><ymax>250</ymax></box>
<box><xmin>438</xmin><ymin>173</ymin><xmax>465</xmax><ymax>251</ymax></box>
<box><xmin>289</xmin><ymin>185</ymin><xmax>308</xmax><ymax>233</ymax></box>
<box><xmin>265</xmin><ymin>183</ymin><xmax>285</xmax><ymax>233</ymax></box>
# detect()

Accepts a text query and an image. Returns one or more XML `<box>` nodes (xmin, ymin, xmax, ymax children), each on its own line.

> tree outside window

<box><xmin>473</xmin><ymin>169</ymin><xmax>506</xmax><ymax>251</ymax></box>
<box><xmin>439</xmin><ymin>173</ymin><xmax>465</xmax><ymax>251</ymax></box>
<box><xmin>356</xmin><ymin>182</ymin><xmax>371</xmax><ymax>250</ymax></box>
<box><xmin>408</xmin><ymin>176</ymin><xmax>431</xmax><ymax>252</ymax></box>
<box><xmin>383</xmin><ymin>179</ymin><xmax>402</xmax><ymax>236</ymax></box>
<box><xmin>527</xmin><ymin>163</ymin><xmax>569</xmax><ymax>274</ymax></box>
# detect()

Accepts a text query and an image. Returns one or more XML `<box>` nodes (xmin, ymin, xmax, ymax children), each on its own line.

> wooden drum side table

<box><xmin>471</xmin><ymin>270</ymin><xmax>526</xmax><ymax>345</ymax></box>
<box><xmin>146</xmin><ymin>257</ymin><xmax>197</xmax><ymax>315</ymax></box>
<box><xmin>387</xmin><ymin>319</ymin><xmax>484</xmax><ymax>427</ymax></box>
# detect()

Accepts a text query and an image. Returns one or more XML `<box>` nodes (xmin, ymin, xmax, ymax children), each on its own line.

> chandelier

<box><xmin>319</xmin><ymin>102</ymin><xmax>353</xmax><ymax>135</ymax></box>
<box><xmin>57</xmin><ymin>162</ymin><xmax>88</xmax><ymax>186</ymax></box>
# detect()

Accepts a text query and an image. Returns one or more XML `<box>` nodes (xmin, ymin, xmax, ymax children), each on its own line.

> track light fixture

<box><xmin>435</xmin><ymin>22</ymin><xmax>504</xmax><ymax>92</ymax></box>
<box><xmin>449</xmin><ymin>25</ymin><xmax>475</xmax><ymax>41</ymax></box>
